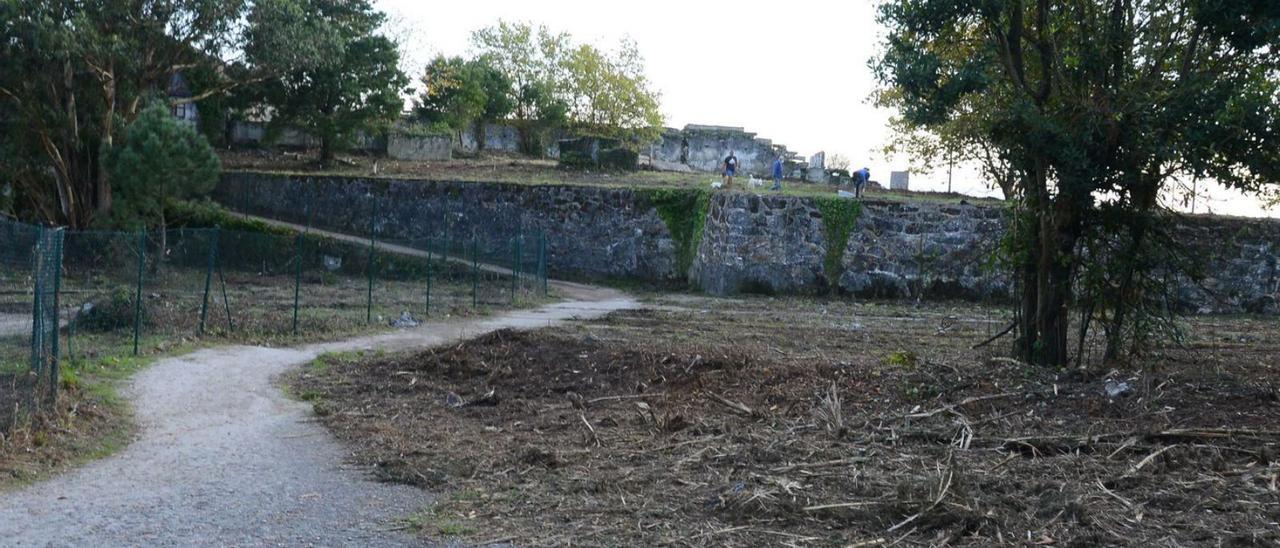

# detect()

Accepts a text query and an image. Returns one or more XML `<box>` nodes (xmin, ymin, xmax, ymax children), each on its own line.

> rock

<box><xmin>1104</xmin><ymin>379</ymin><xmax>1134</xmax><ymax>399</ymax></box>
<box><xmin>322</xmin><ymin>255</ymin><xmax>342</xmax><ymax>272</ymax></box>
<box><xmin>389</xmin><ymin>311</ymin><xmax>419</xmax><ymax>328</ymax></box>
<box><xmin>444</xmin><ymin>392</ymin><xmax>464</xmax><ymax>408</ymax></box>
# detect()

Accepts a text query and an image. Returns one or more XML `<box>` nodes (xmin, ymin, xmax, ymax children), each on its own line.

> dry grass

<box><xmin>292</xmin><ymin>295</ymin><xmax>1280</xmax><ymax>546</ymax></box>
<box><xmin>219</xmin><ymin>149</ymin><xmax>1001</xmax><ymax>206</ymax></box>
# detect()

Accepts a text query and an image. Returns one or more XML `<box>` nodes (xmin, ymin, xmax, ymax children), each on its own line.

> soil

<box><xmin>293</xmin><ymin>295</ymin><xmax>1280</xmax><ymax>546</ymax></box>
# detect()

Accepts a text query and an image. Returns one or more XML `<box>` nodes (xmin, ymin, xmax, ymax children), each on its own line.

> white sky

<box><xmin>376</xmin><ymin>0</ymin><xmax>1277</xmax><ymax>219</ymax></box>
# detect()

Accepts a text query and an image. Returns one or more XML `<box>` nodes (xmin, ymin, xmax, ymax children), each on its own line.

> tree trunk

<box><xmin>96</xmin><ymin>61</ymin><xmax>117</xmax><ymax>218</ymax></box>
<box><xmin>475</xmin><ymin>119</ymin><xmax>486</xmax><ymax>152</ymax></box>
<box><xmin>1103</xmin><ymin>179</ymin><xmax>1159</xmax><ymax>362</ymax></box>
<box><xmin>1014</xmin><ymin>167</ymin><xmax>1083</xmax><ymax>368</ymax></box>
<box><xmin>1036</xmin><ymin>195</ymin><xmax>1084</xmax><ymax>366</ymax></box>
<box><xmin>319</xmin><ymin>136</ymin><xmax>333</xmax><ymax>166</ymax></box>
<box><xmin>1016</xmin><ymin>213</ymin><xmax>1041</xmax><ymax>362</ymax></box>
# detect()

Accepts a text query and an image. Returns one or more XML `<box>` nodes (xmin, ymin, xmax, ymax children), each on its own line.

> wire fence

<box><xmin>0</xmin><ymin>221</ymin><xmax>64</xmax><ymax>430</ymax></box>
<box><xmin>1</xmin><ymin>214</ymin><xmax>547</xmax><ymax>430</ymax></box>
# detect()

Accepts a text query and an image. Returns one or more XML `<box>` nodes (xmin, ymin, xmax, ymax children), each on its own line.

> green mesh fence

<box><xmin>1</xmin><ymin>210</ymin><xmax>548</xmax><ymax>428</ymax></box>
<box><xmin>1</xmin><ymin>219</ymin><xmax>64</xmax><ymax>430</ymax></box>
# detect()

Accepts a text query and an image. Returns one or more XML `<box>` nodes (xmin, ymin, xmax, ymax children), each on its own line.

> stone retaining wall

<box><xmin>217</xmin><ymin>172</ymin><xmax>1280</xmax><ymax>314</ymax></box>
<box><xmin>216</xmin><ymin>173</ymin><xmax>679</xmax><ymax>282</ymax></box>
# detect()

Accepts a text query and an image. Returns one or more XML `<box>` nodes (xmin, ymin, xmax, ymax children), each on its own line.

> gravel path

<box><xmin>0</xmin><ymin>285</ymin><xmax>636</xmax><ymax>547</ymax></box>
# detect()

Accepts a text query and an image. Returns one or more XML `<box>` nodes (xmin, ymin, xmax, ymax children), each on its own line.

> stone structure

<box><xmin>387</xmin><ymin>133</ymin><xmax>452</xmax><ymax>161</ymax></box>
<box><xmin>806</xmin><ymin>152</ymin><xmax>829</xmax><ymax>183</ymax></box>
<box><xmin>691</xmin><ymin>193</ymin><xmax>828</xmax><ymax>294</ymax></box>
<box><xmin>652</xmin><ymin>125</ymin><xmax>797</xmax><ymax>177</ymax></box>
<box><xmin>229</xmin><ymin>121</ymin><xmax>385</xmax><ymax>152</ymax></box>
<box><xmin>216</xmin><ymin>173</ymin><xmax>679</xmax><ymax>281</ymax></box>
<box><xmin>217</xmin><ymin>172</ymin><xmax>1280</xmax><ymax>314</ymax></box>
<box><xmin>890</xmin><ymin>171</ymin><xmax>910</xmax><ymax>191</ymax></box>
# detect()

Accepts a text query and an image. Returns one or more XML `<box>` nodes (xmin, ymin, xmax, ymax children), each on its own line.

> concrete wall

<box><xmin>387</xmin><ymin>134</ymin><xmax>452</xmax><ymax>162</ymax></box>
<box><xmin>217</xmin><ymin>172</ymin><xmax>1280</xmax><ymax>314</ymax></box>
<box><xmin>229</xmin><ymin>121</ymin><xmax>384</xmax><ymax>152</ymax></box>
<box><xmin>653</xmin><ymin>126</ymin><xmax>785</xmax><ymax>176</ymax></box>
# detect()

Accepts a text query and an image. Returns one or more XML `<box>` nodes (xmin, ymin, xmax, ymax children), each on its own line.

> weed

<box><xmin>885</xmin><ymin>350</ymin><xmax>919</xmax><ymax>369</ymax></box>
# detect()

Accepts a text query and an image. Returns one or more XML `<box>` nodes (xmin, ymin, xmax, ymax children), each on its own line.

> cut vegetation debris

<box><xmin>292</xmin><ymin>295</ymin><xmax>1280</xmax><ymax>546</ymax></box>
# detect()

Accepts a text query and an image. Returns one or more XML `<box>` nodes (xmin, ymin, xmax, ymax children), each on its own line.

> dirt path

<box><xmin>0</xmin><ymin>286</ymin><xmax>636</xmax><ymax>545</ymax></box>
<box><xmin>243</xmin><ymin>214</ymin><xmax>521</xmax><ymax>278</ymax></box>
<box><xmin>0</xmin><ymin>313</ymin><xmax>27</xmax><ymax>338</ymax></box>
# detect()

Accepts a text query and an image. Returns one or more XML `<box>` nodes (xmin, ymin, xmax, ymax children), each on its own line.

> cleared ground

<box><xmin>292</xmin><ymin>294</ymin><xmax>1280</xmax><ymax>546</ymax></box>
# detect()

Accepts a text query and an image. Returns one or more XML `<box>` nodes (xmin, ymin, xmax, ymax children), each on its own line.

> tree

<box><xmin>470</xmin><ymin>21</ymin><xmax>664</xmax><ymax>152</ymax></box>
<box><xmin>415</xmin><ymin>56</ymin><xmax>515</xmax><ymax>149</ymax></box>
<box><xmin>562</xmin><ymin>40</ymin><xmax>664</xmax><ymax>145</ymax></box>
<box><xmin>0</xmin><ymin>0</ymin><xmax>346</xmax><ymax>228</ymax></box>
<box><xmin>102</xmin><ymin>100</ymin><xmax>220</xmax><ymax>258</ymax></box>
<box><xmin>827</xmin><ymin>154</ymin><xmax>851</xmax><ymax>172</ymax></box>
<box><xmin>875</xmin><ymin>1</ymin><xmax>1280</xmax><ymax>366</ymax></box>
<box><xmin>252</xmin><ymin>0</ymin><xmax>408</xmax><ymax>164</ymax></box>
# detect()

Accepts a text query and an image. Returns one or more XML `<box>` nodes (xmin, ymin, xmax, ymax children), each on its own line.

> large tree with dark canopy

<box><xmin>249</xmin><ymin>0</ymin><xmax>408</xmax><ymax>165</ymax></box>
<box><xmin>0</xmin><ymin>0</ymin><xmax>356</xmax><ymax>227</ymax></box>
<box><xmin>875</xmin><ymin>0</ymin><xmax>1280</xmax><ymax>366</ymax></box>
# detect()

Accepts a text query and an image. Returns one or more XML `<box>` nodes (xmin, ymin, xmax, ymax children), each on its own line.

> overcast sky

<box><xmin>376</xmin><ymin>0</ymin><xmax>1275</xmax><ymax>218</ymax></box>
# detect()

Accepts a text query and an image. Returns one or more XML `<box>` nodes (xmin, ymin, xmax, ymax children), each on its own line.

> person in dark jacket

<box><xmin>722</xmin><ymin>151</ymin><xmax>739</xmax><ymax>189</ymax></box>
<box><xmin>854</xmin><ymin>167</ymin><xmax>870</xmax><ymax>197</ymax></box>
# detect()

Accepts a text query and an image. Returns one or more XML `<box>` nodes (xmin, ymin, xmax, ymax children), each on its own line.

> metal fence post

<box><xmin>425</xmin><ymin>237</ymin><xmax>433</xmax><ymax>317</ymax></box>
<box><xmin>218</xmin><ymin>260</ymin><xmax>233</xmax><ymax>332</ymax></box>
<box><xmin>510</xmin><ymin>236</ymin><xmax>518</xmax><ymax>304</ymax></box>
<box><xmin>295</xmin><ymin>200</ymin><xmax>312</xmax><ymax>335</ymax></box>
<box><xmin>48</xmin><ymin>228</ymin><xmax>64</xmax><ymax>407</ymax></box>
<box><xmin>541</xmin><ymin>230</ymin><xmax>549</xmax><ymax>297</ymax></box>
<box><xmin>132</xmin><ymin>229</ymin><xmax>147</xmax><ymax>356</ymax></box>
<box><xmin>366</xmin><ymin>200</ymin><xmax>377</xmax><ymax>325</ymax></box>
<box><xmin>471</xmin><ymin>235</ymin><xmax>478</xmax><ymax>309</ymax></box>
<box><xmin>29</xmin><ymin>227</ymin><xmax>42</xmax><ymax>375</ymax></box>
<box><xmin>292</xmin><ymin>231</ymin><xmax>304</xmax><ymax>336</ymax></box>
<box><xmin>198</xmin><ymin>227</ymin><xmax>220</xmax><ymax>336</ymax></box>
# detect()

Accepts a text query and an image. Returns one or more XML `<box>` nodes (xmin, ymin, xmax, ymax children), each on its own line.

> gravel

<box><xmin>0</xmin><ymin>288</ymin><xmax>635</xmax><ymax>547</ymax></box>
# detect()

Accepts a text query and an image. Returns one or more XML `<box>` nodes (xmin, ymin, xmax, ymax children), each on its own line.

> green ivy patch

<box><xmin>813</xmin><ymin>197</ymin><xmax>862</xmax><ymax>290</ymax></box>
<box><xmin>636</xmin><ymin>188</ymin><xmax>710</xmax><ymax>275</ymax></box>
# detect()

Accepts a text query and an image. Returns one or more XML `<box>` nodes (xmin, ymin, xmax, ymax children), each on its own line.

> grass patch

<box><xmin>0</xmin><ymin>341</ymin><xmax>186</xmax><ymax>492</ymax></box>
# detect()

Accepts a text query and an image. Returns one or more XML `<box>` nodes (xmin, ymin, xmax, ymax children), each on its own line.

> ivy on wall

<box><xmin>637</xmin><ymin>188</ymin><xmax>710</xmax><ymax>276</ymax></box>
<box><xmin>813</xmin><ymin>197</ymin><xmax>862</xmax><ymax>290</ymax></box>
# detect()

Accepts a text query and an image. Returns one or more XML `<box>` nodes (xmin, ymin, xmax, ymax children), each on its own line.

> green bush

<box><xmin>813</xmin><ymin>197</ymin><xmax>862</xmax><ymax>291</ymax></box>
<box><xmin>75</xmin><ymin>287</ymin><xmax>145</xmax><ymax>333</ymax></box>
<box><xmin>558</xmin><ymin>150</ymin><xmax>594</xmax><ymax>169</ymax></box>
<box><xmin>637</xmin><ymin>188</ymin><xmax>710</xmax><ymax>275</ymax></box>
<box><xmin>597</xmin><ymin>148</ymin><xmax>638</xmax><ymax>171</ymax></box>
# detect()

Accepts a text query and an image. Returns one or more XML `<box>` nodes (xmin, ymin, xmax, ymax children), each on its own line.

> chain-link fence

<box><xmin>1</xmin><ymin>220</ymin><xmax>65</xmax><ymax>430</ymax></box>
<box><xmin>1</xmin><ymin>214</ymin><xmax>547</xmax><ymax>430</ymax></box>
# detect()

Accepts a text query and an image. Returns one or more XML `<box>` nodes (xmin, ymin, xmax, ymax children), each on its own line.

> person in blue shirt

<box><xmin>854</xmin><ymin>167</ymin><xmax>870</xmax><ymax>197</ymax></box>
<box><xmin>771</xmin><ymin>157</ymin><xmax>784</xmax><ymax>191</ymax></box>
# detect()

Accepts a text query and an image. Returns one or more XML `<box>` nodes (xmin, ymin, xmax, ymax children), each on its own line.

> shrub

<box><xmin>597</xmin><ymin>148</ymin><xmax>638</xmax><ymax>171</ymax></box>
<box><xmin>75</xmin><ymin>287</ymin><xmax>145</xmax><ymax>333</ymax></box>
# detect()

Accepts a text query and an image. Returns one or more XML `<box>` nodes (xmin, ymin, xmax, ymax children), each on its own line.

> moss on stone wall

<box><xmin>813</xmin><ymin>197</ymin><xmax>862</xmax><ymax>289</ymax></box>
<box><xmin>637</xmin><ymin>188</ymin><xmax>710</xmax><ymax>275</ymax></box>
